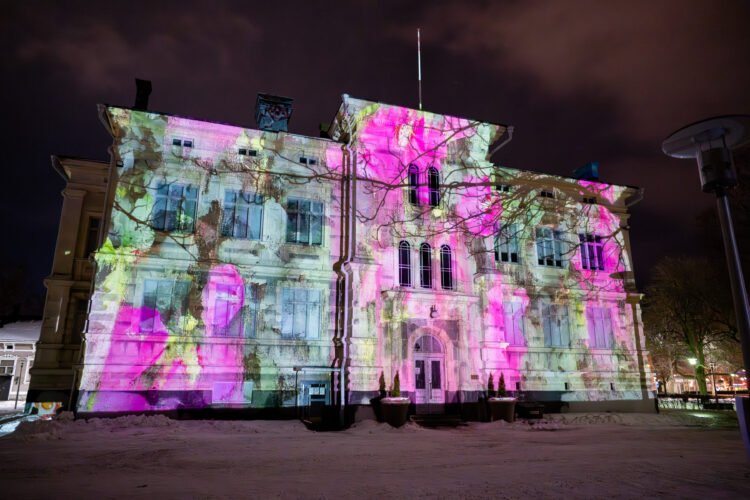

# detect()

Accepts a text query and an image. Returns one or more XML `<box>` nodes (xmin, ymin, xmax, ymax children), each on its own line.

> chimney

<box><xmin>573</xmin><ymin>161</ymin><xmax>599</xmax><ymax>181</ymax></box>
<box><xmin>255</xmin><ymin>93</ymin><xmax>294</xmax><ymax>132</ymax></box>
<box><xmin>134</xmin><ymin>79</ymin><xmax>152</xmax><ymax>110</ymax></box>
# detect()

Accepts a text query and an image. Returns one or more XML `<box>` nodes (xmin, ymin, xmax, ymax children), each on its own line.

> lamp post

<box><xmin>663</xmin><ymin>115</ymin><xmax>750</xmax><ymax>460</ymax></box>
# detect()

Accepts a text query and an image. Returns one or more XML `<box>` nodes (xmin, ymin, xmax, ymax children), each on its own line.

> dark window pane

<box><xmin>415</xmin><ymin>360</ymin><xmax>425</xmax><ymax>389</ymax></box>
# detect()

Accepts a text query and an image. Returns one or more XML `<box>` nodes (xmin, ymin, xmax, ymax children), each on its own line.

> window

<box><xmin>503</xmin><ymin>301</ymin><xmax>526</xmax><ymax>346</ymax></box>
<box><xmin>408</xmin><ymin>165</ymin><xmax>419</xmax><ymax>205</ymax></box>
<box><xmin>210</xmin><ymin>282</ymin><xmax>244</xmax><ymax>338</ymax></box>
<box><xmin>579</xmin><ymin>233</ymin><xmax>605</xmax><ymax>271</ymax></box>
<box><xmin>440</xmin><ymin>245</ymin><xmax>453</xmax><ymax>290</ymax></box>
<box><xmin>428</xmin><ymin>167</ymin><xmax>440</xmax><ymax>206</ymax></box>
<box><xmin>152</xmin><ymin>183</ymin><xmax>198</xmax><ymax>233</ymax></box>
<box><xmin>587</xmin><ymin>306</ymin><xmax>613</xmax><ymax>348</ymax></box>
<box><xmin>582</xmin><ymin>196</ymin><xmax>597</xmax><ymax>204</ymax></box>
<box><xmin>4</xmin><ymin>345</ymin><xmax>13</xmax><ymax>350</ymax></box>
<box><xmin>536</xmin><ymin>227</ymin><xmax>564</xmax><ymax>268</ymax></box>
<box><xmin>281</xmin><ymin>288</ymin><xmax>321</xmax><ymax>339</ymax></box>
<box><xmin>419</xmin><ymin>243</ymin><xmax>432</xmax><ymax>289</ymax></box>
<box><xmin>298</xmin><ymin>156</ymin><xmax>318</xmax><ymax>166</ymax></box>
<box><xmin>0</xmin><ymin>359</ymin><xmax>13</xmax><ymax>375</ymax></box>
<box><xmin>542</xmin><ymin>303</ymin><xmax>571</xmax><ymax>347</ymax></box>
<box><xmin>222</xmin><ymin>191</ymin><xmax>263</xmax><ymax>240</ymax></box>
<box><xmin>398</xmin><ymin>241</ymin><xmax>412</xmax><ymax>287</ymax></box>
<box><xmin>238</xmin><ymin>148</ymin><xmax>258</xmax><ymax>157</ymax></box>
<box><xmin>299</xmin><ymin>157</ymin><xmax>307</xmax><ymax>164</ymax></box>
<box><xmin>286</xmin><ymin>199</ymin><xmax>323</xmax><ymax>245</ymax></box>
<box><xmin>209</xmin><ymin>283</ymin><xmax>258</xmax><ymax>338</ymax></box>
<box><xmin>539</xmin><ymin>190</ymin><xmax>555</xmax><ymax>199</ymax></box>
<box><xmin>496</xmin><ymin>184</ymin><xmax>511</xmax><ymax>193</ymax></box>
<box><xmin>172</xmin><ymin>138</ymin><xmax>193</xmax><ymax>148</ymax></box>
<box><xmin>85</xmin><ymin>217</ymin><xmax>101</xmax><ymax>256</ymax></box>
<box><xmin>495</xmin><ymin>224</ymin><xmax>520</xmax><ymax>264</ymax></box>
<box><xmin>141</xmin><ymin>279</ymin><xmax>190</xmax><ymax>334</ymax></box>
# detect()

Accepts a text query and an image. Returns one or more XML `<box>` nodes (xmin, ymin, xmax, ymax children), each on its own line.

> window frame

<box><xmin>285</xmin><ymin>198</ymin><xmax>324</xmax><ymax>246</ymax></box>
<box><xmin>152</xmin><ymin>183</ymin><xmax>198</xmax><ymax>233</ymax></box>
<box><xmin>579</xmin><ymin>233</ymin><xmax>605</xmax><ymax>271</ymax></box>
<box><xmin>398</xmin><ymin>241</ymin><xmax>412</xmax><ymax>287</ymax></box>
<box><xmin>222</xmin><ymin>190</ymin><xmax>264</xmax><ymax>240</ymax></box>
<box><xmin>440</xmin><ymin>245</ymin><xmax>453</xmax><ymax>290</ymax></box>
<box><xmin>140</xmin><ymin>278</ymin><xmax>190</xmax><ymax>334</ymax></box>
<box><xmin>408</xmin><ymin>164</ymin><xmax>420</xmax><ymax>206</ymax></box>
<box><xmin>281</xmin><ymin>287</ymin><xmax>322</xmax><ymax>340</ymax></box>
<box><xmin>427</xmin><ymin>167</ymin><xmax>440</xmax><ymax>207</ymax></box>
<box><xmin>503</xmin><ymin>300</ymin><xmax>526</xmax><ymax>346</ymax></box>
<box><xmin>495</xmin><ymin>223</ymin><xmax>520</xmax><ymax>264</ymax></box>
<box><xmin>542</xmin><ymin>303</ymin><xmax>571</xmax><ymax>347</ymax></box>
<box><xmin>587</xmin><ymin>306</ymin><xmax>614</xmax><ymax>348</ymax></box>
<box><xmin>536</xmin><ymin>227</ymin><xmax>565</xmax><ymax>268</ymax></box>
<box><xmin>419</xmin><ymin>243</ymin><xmax>432</xmax><ymax>289</ymax></box>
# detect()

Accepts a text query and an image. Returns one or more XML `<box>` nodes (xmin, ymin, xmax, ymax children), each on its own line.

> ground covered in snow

<box><xmin>1</xmin><ymin>411</ymin><xmax>748</xmax><ymax>499</ymax></box>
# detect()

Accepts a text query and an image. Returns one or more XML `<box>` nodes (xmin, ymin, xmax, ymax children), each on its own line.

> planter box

<box><xmin>487</xmin><ymin>397</ymin><xmax>516</xmax><ymax>422</ymax></box>
<box><xmin>380</xmin><ymin>397</ymin><xmax>410</xmax><ymax>427</ymax></box>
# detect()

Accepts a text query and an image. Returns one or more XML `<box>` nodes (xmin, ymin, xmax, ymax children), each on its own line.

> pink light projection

<box><xmin>77</xmin><ymin>95</ymin><xmax>651</xmax><ymax>415</ymax></box>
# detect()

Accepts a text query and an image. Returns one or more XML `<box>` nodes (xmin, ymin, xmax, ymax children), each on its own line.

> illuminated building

<box><xmin>37</xmin><ymin>89</ymin><xmax>655</xmax><ymax>416</ymax></box>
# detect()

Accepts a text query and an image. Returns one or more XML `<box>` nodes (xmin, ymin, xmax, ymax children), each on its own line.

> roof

<box><xmin>0</xmin><ymin>321</ymin><xmax>41</xmax><ymax>342</ymax></box>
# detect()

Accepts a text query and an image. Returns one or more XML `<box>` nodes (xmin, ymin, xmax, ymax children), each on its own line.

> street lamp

<box><xmin>663</xmin><ymin>115</ymin><xmax>750</xmax><ymax>460</ymax></box>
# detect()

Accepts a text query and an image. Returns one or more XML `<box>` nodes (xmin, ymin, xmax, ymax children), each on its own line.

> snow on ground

<box><xmin>1</xmin><ymin>411</ymin><xmax>748</xmax><ymax>499</ymax></box>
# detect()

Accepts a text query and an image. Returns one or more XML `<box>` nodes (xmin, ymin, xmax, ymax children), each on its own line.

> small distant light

<box><xmin>64</xmin><ymin>250</ymin><xmax>71</xmax><ymax>255</ymax></box>
<box><xmin>688</xmin><ymin>358</ymin><xmax>698</xmax><ymax>366</ymax></box>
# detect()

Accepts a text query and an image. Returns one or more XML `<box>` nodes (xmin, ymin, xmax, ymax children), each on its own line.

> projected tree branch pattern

<box><xmin>78</xmin><ymin>96</ymin><xmax>649</xmax><ymax>412</ymax></box>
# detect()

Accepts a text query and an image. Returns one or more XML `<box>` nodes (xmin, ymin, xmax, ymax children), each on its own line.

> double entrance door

<box><xmin>413</xmin><ymin>335</ymin><xmax>445</xmax><ymax>414</ymax></box>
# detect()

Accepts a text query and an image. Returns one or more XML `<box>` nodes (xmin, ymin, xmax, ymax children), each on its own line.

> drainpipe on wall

<box><xmin>333</xmin><ymin>105</ymin><xmax>356</xmax><ymax>426</ymax></box>
<box><xmin>488</xmin><ymin>126</ymin><xmax>515</xmax><ymax>158</ymax></box>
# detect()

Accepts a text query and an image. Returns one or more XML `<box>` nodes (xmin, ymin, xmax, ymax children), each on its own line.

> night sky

<box><xmin>2</xmin><ymin>1</ymin><xmax>749</xmax><ymax>315</ymax></box>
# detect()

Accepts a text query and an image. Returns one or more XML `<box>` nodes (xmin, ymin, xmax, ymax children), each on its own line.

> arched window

<box><xmin>440</xmin><ymin>245</ymin><xmax>453</xmax><ymax>290</ymax></box>
<box><xmin>428</xmin><ymin>167</ymin><xmax>440</xmax><ymax>206</ymax></box>
<box><xmin>398</xmin><ymin>241</ymin><xmax>412</xmax><ymax>287</ymax></box>
<box><xmin>419</xmin><ymin>243</ymin><xmax>432</xmax><ymax>289</ymax></box>
<box><xmin>408</xmin><ymin>165</ymin><xmax>419</xmax><ymax>205</ymax></box>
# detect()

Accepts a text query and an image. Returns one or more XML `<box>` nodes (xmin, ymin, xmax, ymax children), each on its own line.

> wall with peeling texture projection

<box><xmin>76</xmin><ymin>95</ymin><xmax>654</xmax><ymax>415</ymax></box>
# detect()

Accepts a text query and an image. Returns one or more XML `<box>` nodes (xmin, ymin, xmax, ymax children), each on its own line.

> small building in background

<box><xmin>0</xmin><ymin>321</ymin><xmax>40</xmax><ymax>403</ymax></box>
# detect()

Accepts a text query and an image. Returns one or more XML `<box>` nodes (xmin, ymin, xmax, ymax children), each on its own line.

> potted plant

<box><xmin>380</xmin><ymin>371</ymin><xmax>410</xmax><ymax>427</ymax></box>
<box><xmin>487</xmin><ymin>372</ymin><xmax>516</xmax><ymax>422</ymax></box>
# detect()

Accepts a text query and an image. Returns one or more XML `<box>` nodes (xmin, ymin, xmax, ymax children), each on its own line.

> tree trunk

<box><xmin>695</xmin><ymin>352</ymin><xmax>708</xmax><ymax>395</ymax></box>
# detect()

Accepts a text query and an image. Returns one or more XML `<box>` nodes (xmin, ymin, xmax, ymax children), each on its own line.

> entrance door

<box><xmin>413</xmin><ymin>335</ymin><xmax>445</xmax><ymax>414</ymax></box>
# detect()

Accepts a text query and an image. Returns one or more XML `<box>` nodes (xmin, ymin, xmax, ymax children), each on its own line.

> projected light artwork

<box><xmin>77</xmin><ymin>95</ymin><xmax>652</xmax><ymax>414</ymax></box>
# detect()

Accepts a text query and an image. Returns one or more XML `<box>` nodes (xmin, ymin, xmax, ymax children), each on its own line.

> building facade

<box><xmin>28</xmin><ymin>156</ymin><xmax>107</xmax><ymax>407</ymax></box>
<box><xmin>1</xmin><ymin>321</ymin><xmax>40</xmax><ymax>403</ymax></box>
<box><xmin>37</xmin><ymin>92</ymin><xmax>654</xmax><ymax>416</ymax></box>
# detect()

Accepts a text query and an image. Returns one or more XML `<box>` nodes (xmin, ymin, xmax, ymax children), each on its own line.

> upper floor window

<box><xmin>152</xmin><ymin>183</ymin><xmax>198</xmax><ymax>233</ymax></box>
<box><xmin>579</xmin><ymin>233</ymin><xmax>605</xmax><ymax>271</ymax></box>
<box><xmin>299</xmin><ymin>156</ymin><xmax>318</xmax><ymax>166</ymax></box>
<box><xmin>495</xmin><ymin>223</ymin><xmax>520</xmax><ymax>264</ymax></box>
<box><xmin>428</xmin><ymin>167</ymin><xmax>440</xmax><ymax>207</ymax></box>
<box><xmin>172</xmin><ymin>138</ymin><xmax>193</xmax><ymax>148</ymax></box>
<box><xmin>440</xmin><ymin>245</ymin><xmax>453</xmax><ymax>290</ymax></box>
<box><xmin>587</xmin><ymin>306</ymin><xmax>613</xmax><ymax>348</ymax></box>
<box><xmin>496</xmin><ymin>184</ymin><xmax>511</xmax><ymax>193</ymax></box>
<box><xmin>286</xmin><ymin>199</ymin><xmax>323</xmax><ymax>245</ymax></box>
<box><xmin>582</xmin><ymin>196</ymin><xmax>597</xmax><ymax>204</ymax></box>
<box><xmin>542</xmin><ymin>303</ymin><xmax>571</xmax><ymax>347</ymax></box>
<box><xmin>238</xmin><ymin>148</ymin><xmax>258</xmax><ymax>157</ymax></box>
<box><xmin>419</xmin><ymin>243</ymin><xmax>432</xmax><ymax>289</ymax></box>
<box><xmin>222</xmin><ymin>191</ymin><xmax>263</xmax><ymax>240</ymax></box>
<box><xmin>141</xmin><ymin>279</ymin><xmax>190</xmax><ymax>334</ymax></box>
<box><xmin>503</xmin><ymin>301</ymin><xmax>526</xmax><ymax>346</ymax></box>
<box><xmin>85</xmin><ymin>216</ymin><xmax>101</xmax><ymax>256</ymax></box>
<box><xmin>408</xmin><ymin>165</ymin><xmax>419</xmax><ymax>205</ymax></box>
<box><xmin>536</xmin><ymin>227</ymin><xmax>564</xmax><ymax>268</ymax></box>
<box><xmin>398</xmin><ymin>241</ymin><xmax>412</xmax><ymax>287</ymax></box>
<box><xmin>539</xmin><ymin>190</ymin><xmax>555</xmax><ymax>199</ymax></box>
<box><xmin>281</xmin><ymin>288</ymin><xmax>321</xmax><ymax>340</ymax></box>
